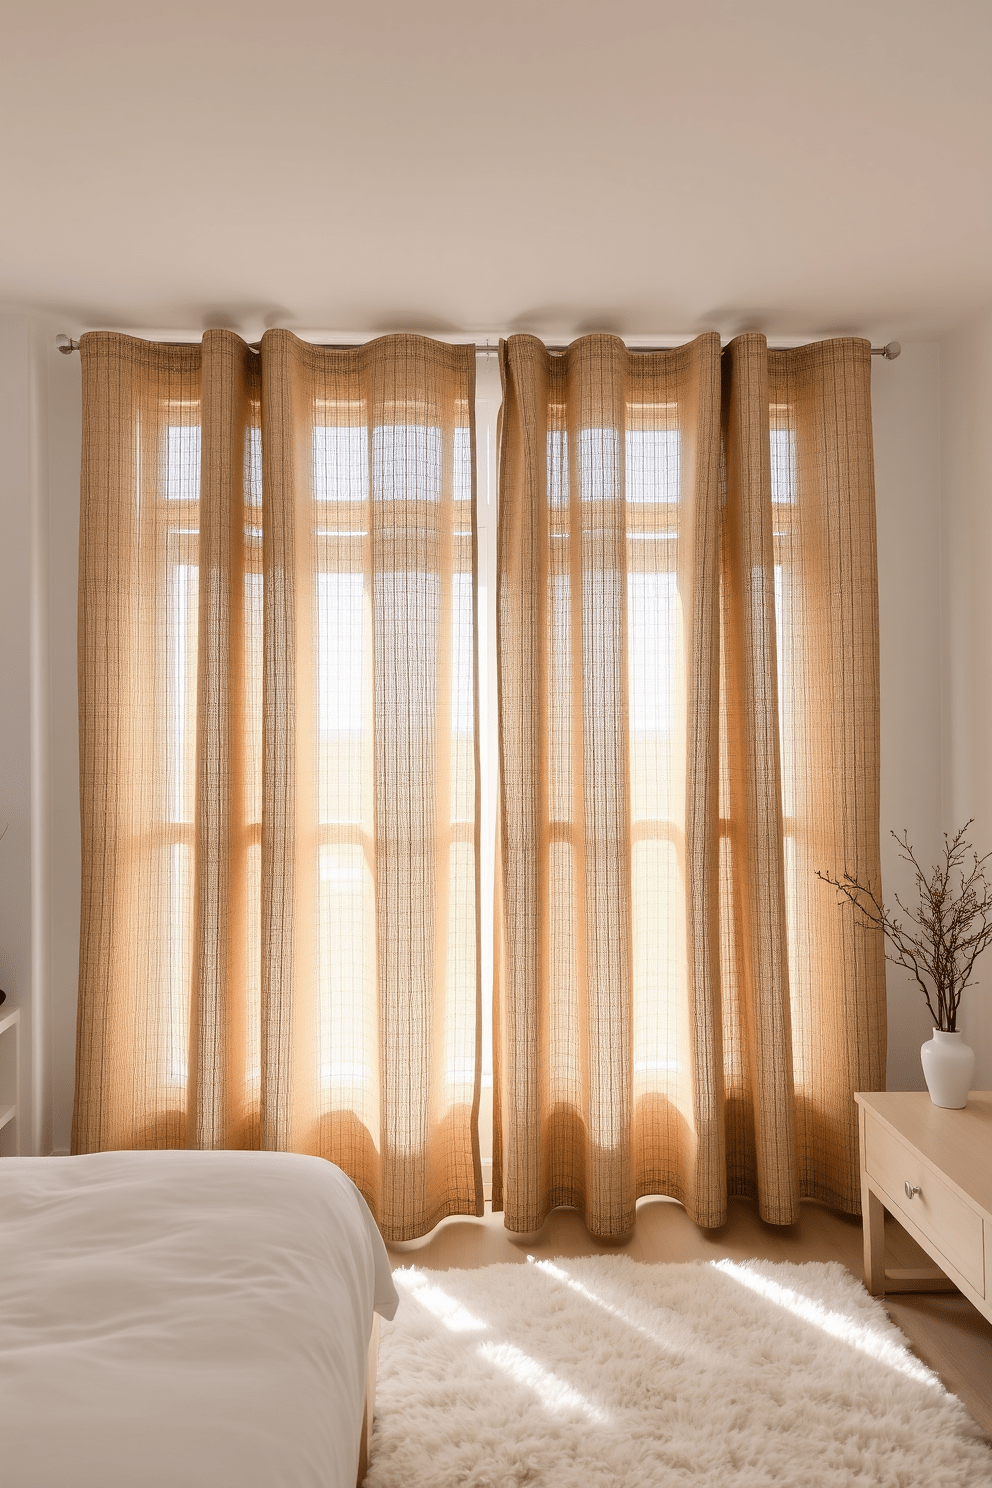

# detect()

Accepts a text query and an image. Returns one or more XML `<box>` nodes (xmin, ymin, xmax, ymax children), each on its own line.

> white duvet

<box><xmin>0</xmin><ymin>1150</ymin><xmax>398</xmax><ymax>1488</ymax></box>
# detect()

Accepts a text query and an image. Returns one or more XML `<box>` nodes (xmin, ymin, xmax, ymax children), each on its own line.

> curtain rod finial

<box><xmin>56</xmin><ymin>334</ymin><xmax>80</xmax><ymax>354</ymax></box>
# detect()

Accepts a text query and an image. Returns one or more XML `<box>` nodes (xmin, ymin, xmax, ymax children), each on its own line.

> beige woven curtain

<box><xmin>74</xmin><ymin>329</ymin><xmax>482</xmax><ymax>1241</ymax></box>
<box><xmin>495</xmin><ymin>332</ymin><xmax>884</xmax><ymax>1237</ymax></box>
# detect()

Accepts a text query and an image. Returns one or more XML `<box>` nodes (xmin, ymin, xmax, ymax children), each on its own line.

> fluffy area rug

<box><xmin>365</xmin><ymin>1255</ymin><xmax>992</xmax><ymax>1487</ymax></box>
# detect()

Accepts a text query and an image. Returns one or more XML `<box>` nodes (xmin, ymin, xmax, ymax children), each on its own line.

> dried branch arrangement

<box><xmin>816</xmin><ymin>821</ymin><xmax>992</xmax><ymax>1032</ymax></box>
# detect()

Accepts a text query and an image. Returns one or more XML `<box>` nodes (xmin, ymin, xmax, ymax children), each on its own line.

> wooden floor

<box><xmin>387</xmin><ymin>1196</ymin><xmax>992</xmax><ymax>1440</ymax></box>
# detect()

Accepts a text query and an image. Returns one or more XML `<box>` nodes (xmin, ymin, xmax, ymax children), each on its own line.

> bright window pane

<box><xmin>165</xmin><ymin>426</ymin><xmax>201</xmax><ymax>501</ymax></box>
<box><xmin>314</xmin><ymin>426</ymin><xmax>368</xmax><ymax>502</ymax></box>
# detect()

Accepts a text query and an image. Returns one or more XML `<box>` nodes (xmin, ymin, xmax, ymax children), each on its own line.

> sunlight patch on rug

<box><xmin>365</xmin><ymin>1255</ymin><xmax>992</xmax><ymax>1488</ymax></box>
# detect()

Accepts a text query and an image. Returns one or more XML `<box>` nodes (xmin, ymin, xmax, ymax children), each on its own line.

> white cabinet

<box><xmin>855</xmin><ymin>1090</ymin><xmax>992</xmax><ymax>1325</ymax></box>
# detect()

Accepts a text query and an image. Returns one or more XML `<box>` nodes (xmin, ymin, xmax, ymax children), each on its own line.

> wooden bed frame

<box><xmin>356</xmin><ymin>1316</ymin><xmax>380</xmax><ymax>1486</ymax></box>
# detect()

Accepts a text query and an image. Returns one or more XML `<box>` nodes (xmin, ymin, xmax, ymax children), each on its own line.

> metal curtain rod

<box><xmin>55</xmin><ymin>333</ymin><xmax>903</xmax><ymax>359</ymax></box>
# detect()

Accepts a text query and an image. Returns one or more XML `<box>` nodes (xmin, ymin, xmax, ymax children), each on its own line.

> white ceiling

<box><xmin>2</xmin><ymin>0</ymin><xmax>991</xmax><ymax>342</ymax></box>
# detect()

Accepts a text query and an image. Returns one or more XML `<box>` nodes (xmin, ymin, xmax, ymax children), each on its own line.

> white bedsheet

<box><xmin>0</xmin><ymin>1149</ymin><xmax>398</xmax><ymax>1488</ymax></box>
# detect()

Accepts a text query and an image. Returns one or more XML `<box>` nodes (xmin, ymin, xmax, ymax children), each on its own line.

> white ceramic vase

<box><xmin>920</xmin><ymin>1029</ymin><xmax>975</xmax><ymax>1109</ymax></box>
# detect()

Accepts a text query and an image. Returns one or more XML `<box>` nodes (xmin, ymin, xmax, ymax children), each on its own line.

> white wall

<box><xmin>872</xmin><ymin>344</ymin><xmax>944</xmax><ymax>1090</ymax></box>
<box><xmin>940</xmin><ymin>307</ymin><xmax>992</xmax><ymax>1089</ymax></box>
<box><xmin>0</xmin><ymin>320</ymin><xmax>961</xmax><ymax>1153</ymax></box>
<box><xmin>46</xmin><ymin>337</ymin><xmax>82</xmax><ymax>1152</ymax></box>
<box><xmin>0</xmin><ymin>316</ymin><xmax>48</xmax><ymax>1154</ymax></box>
<box><xmin>0</xmin><ymin>317</ymin><xmax>80</xmax><ymax>1156</ymax></box>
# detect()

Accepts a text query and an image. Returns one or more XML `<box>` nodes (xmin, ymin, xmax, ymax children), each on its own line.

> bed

<box><xmin>0</xmin><ymin>1149</ymin><xmax>398</xmax><ymax>1488</ymax></box>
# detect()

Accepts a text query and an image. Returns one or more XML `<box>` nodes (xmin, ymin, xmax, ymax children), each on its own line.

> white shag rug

<box><xmin>365</xmin><ymin>1256</ymin><xmax>992</xmax><ymax>1488</ymax></box>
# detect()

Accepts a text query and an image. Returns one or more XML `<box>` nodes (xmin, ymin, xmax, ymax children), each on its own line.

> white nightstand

<box><xmin>855</xmin><ymin>1090</ymin><xmax>992</xmax><ymax>1324</ymax></box>
<box><xmin>0</xmin><ymin>1005</ymin><xmax>21</xmax><ymax>1156</ymax></box>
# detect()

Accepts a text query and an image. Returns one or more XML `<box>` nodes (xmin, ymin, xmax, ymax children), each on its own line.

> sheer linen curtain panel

<box><xmin>495</xmin><ymin>332</ymin><xmax>885</xmax><ymax>1238</ymax></box>
<box><xmin>73</xmin><ymin>330</ymin><xmax>483</xmax><ymax>1241</ymax></box>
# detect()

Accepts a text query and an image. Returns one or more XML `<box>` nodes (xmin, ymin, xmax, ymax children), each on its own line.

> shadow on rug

<box><xmin>364</xmin><ymin>1255</ymin><xmax>992</xmax><ymax>1487</ymax></box>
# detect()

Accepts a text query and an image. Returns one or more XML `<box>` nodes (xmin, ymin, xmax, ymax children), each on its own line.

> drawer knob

<box><xmin>904</xmin><ymin>1181</ymin><xmax>922</xmax><ymax>1200</ymax></box>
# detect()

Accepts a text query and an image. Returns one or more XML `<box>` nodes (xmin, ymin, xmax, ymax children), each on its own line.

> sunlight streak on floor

<box><xmin>396</xmin><ymin>1266</ymin><xmax>611</xmax><ymax>1421</ymax></box>
<box><xmin>394</xmin><ymin>1270</ymin><xmax>488</xmax><ymax>1332</ymax></box>
<box><xmin>532</xmin><ymin>1257</ymin><xmax>705</xmax><ymax>1360</ymax></box>
<box><xmin>713</xmin><ymin>1260</ymin><xmax>941</xmax><ymax>1388</ymax></box>
<box><xmin>476</xmin><ymin>1340</ymin><xmax>611</xmax><ymax>1423</ymax></box>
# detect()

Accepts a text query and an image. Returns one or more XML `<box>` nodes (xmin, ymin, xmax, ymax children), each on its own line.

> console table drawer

<box><xmin>865</xmin><ymin>1117</ymin><xmax>985</xmax><ymax>1295</ymax></box>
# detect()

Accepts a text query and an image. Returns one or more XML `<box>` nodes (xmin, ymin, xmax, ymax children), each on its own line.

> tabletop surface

<box><xmin>855</xmin><ymin>1090</ymin><xmax>992</xmax><ymax>1216</ymax></box>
